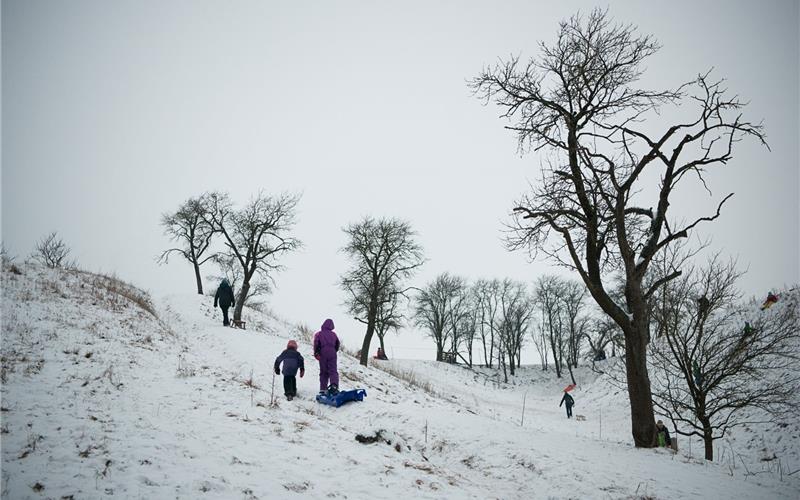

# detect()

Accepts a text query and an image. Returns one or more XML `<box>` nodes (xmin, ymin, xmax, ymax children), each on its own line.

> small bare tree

<box><xmin>472</xmin><ymin>8</ymin><xmax>767</xmax><ymax>447</ymax></box>
<box><xmin>33</xmin><ymin>232</ymin><xmax>74</xmax><ymax>269</ymax></box>
<box><xmin>649</xmin><ymin>257</ymin><xmax>800</xmax><ymax>460</ymax></box>
<box><xmin>204</xmin><ymin>191</ymin><xmax>301</xmax><ymax>321</ymax></box>
<box><xmin>159</xmin><ymin>196</ymin><xmax>215</xmax><ymax>294</ymax></box>
<box><xmin>205</xmin><ymin>253</ymin><xmax>271</xmax><ymax>309</ymax></box>
<box><xmin>457</xmin><ymin>292</ymin><xmax>479</xmax><ymax>367</ymax></box>
<box><xmin>473</xmin><ymin>279</ymin><xmax>501</xmax><ymax>367</ymax></box>
<box><xmin>414</xmin><ymin>273</ymin><xmax>464</xmax><ymax>362</ymax></box>
<box><xmin>585</xmin><ymin>314</ymin><xmax>624</xmax><ymax>367</ymax></box>
<box><xmin>341</xmin><ymin>216</ymin><xmax>424</xmax><ymax>366</ymax></box>
<box><xmin>497</xmin><ymin>279</ymin><xmax>533</xmax><ymax>379</ymax></box>
<box><xmin>531</xmin><ymin>316</ymin><xmax>551</xmax><ymax>371</ymax></box>
<box><xmin>374</xmin><ymin>288</ymin><xmax>402</xmax><ymax>356</ymax></box>
<box><xmin>534</xmin><ymin>275</ymin><xmax>567</xmax><ymax>378</ymax></box>
<box><xmin>561</xmin><ymin>280</ymin><xmax>588</xmax><ymax>369</ymax></box>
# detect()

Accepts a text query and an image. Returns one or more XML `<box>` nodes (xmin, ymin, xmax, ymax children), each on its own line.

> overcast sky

<box><xmin>3</xmin><ymin>0</ymin><xmax>798</xmax><ymax>361</ymax></box>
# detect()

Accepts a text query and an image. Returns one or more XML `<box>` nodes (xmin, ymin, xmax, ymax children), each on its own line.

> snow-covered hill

<box><xmin>2</xmin><ymin>263</ymin><xmax>799</xmax><ymax>499</ymax></box>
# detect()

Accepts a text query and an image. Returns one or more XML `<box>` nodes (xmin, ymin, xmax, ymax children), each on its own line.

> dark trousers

<box><xmin>221</xmin><ymin>306</ymin><xmax>230</xmax><ymax>326</ymax></box>
<box><xmin>565</xmin><ymin>404</ymin><xmax>573</xmax><ymax>418</ymax></box>
<box><xmin>283</xmin><ymin>376</ymin><xmax>297</xmax><ymax>397</ymax></box>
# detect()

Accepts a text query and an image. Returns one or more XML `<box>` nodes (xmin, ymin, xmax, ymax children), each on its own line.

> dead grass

<box><xmin>293</xmin><ymin>322</ymin><xmax>314</xmax><ymax>344</ymax></box>
<box><xmin>282</xmin><ymin>481</ymin><xmax>310</xmax><ymax>493</ymax></box>
<box><xmin>371</xmin><ymin>363</ymin><xmax>438</xmax><ymax>397</ymax></box>
<box><xmin>71</xmin><ymin>269</ymin><xmax>158</xmax><ymax>319</ymax></box>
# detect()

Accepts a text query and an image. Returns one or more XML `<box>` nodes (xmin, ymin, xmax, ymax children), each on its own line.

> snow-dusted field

<box><xmin>2</xmin><ymin>264</ymin><xmax>799</xmax><ymax>499</ymax></box>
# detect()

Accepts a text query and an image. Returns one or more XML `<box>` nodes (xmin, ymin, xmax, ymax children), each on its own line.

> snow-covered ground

<box><xmin>2</xmin><ymin>263</ymin><xmax>799</xmax><ymax>499</ymax></box>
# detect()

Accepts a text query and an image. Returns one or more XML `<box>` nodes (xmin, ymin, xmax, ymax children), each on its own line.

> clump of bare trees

<box><xmin>649</xmin><ymin>257</ymin><xmax>800</xmax><ymax>461</ymax></box>
<box><xmin>414</xmin><ymin>276</ymin><xmax>537</xmax><ymax>381</ymax></box>
<box><xmin>32</xmin><ymin>232</ymin><xmax>75</xmax><ymax>269</ymax></box>
<box><xmin>159</xmin><ymin>191</ymin><xmax>302</xmax><ymax>320</ymax></box>
<box><xmin>471</xmin><ymin>8</ymin><xmax>767</xmax><ymax>447</ymax></box>
<box><xmin>340</xmin><ymin>216</ymin><xmax>424</xmax><ymax>366</ymax></box>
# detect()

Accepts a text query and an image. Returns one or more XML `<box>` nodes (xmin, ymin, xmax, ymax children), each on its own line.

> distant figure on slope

<box><xmin>760</xmin><ymin>291</ymin><xmax>779</xmax><ymax>310</ymax></box>
<box><xmin>559</xmin><ymin>391</ymin><xmax>575</xmax><ymax>419</ymax></box>
<box><xmin>314</xmin><ymin>318</ymin><xmax>340</xmax><ymax>396</ymax></box>
<box><xmin>374</xmin><ymin>347</ymin><xmax>388</xmax><ymax>360</ymax></box>
<box><xmin>274</xmin><ymin>340</ymin><xmax>305</xmax><ymax>401</ymax></box>
<box><xmin>655</xmin><ymin>420</ymin><xmax>672</xmax><ymax>448</ymax></box>
<box><xmin>213</xmin><ymin>279</ymin><xmax>235</xmax><ymax>327</ymax></box>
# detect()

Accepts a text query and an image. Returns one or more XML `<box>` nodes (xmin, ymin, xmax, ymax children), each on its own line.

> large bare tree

<box><xmin>159</xmin><ymin>196</ymin><xmax>215</xmax><ymax>294</ymax></box>
<box><xmin>341</xmin><ymin>216</ymin><xmax>424</xmax><ymax>366</ymax></box>
<box><xmin>471</xmin><ymin>9</ymin><xmax>767</xmax><ymax>447</ymax></box>
<box><xmin>649</xmin><ymin>258</ymin><xmax>799</xmax><ymax>460</ymax></box>
<box><xmin>204</xmin><ymin>191</ymin><xmax>301</xmax><ymax>321</ymax></box>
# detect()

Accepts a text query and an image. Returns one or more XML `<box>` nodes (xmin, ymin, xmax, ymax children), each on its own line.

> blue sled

<box><xmin>315</xmin><ymin>389</ymin><xmax>367</xmax><ymax>408</ymax></box>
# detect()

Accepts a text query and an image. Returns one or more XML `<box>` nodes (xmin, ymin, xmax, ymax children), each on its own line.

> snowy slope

<box><xmin>2</xmin><ymin>263</ymin><xmax>799</xmax><ymax>499</ymax></box>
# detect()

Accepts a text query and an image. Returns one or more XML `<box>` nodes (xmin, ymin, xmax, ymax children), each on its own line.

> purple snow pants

<box><xmin>318</xmin><ymin>352</ymin><xmax>339</xmax><ymax>391</ymax></box>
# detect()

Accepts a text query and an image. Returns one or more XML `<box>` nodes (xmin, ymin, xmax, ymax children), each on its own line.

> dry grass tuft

<box><xmin>71</xmin><ymin>269</ymin><xmax>159</xmax><ymax>319</ymax></box>
<box><xmin>371</xmin><ymin>363</ymin><xmax>438</xmax><ymax>397</ymax></box>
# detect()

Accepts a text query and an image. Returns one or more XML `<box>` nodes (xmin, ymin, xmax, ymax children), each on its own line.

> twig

<box><xmin>270</xmin><ymin>371</ymin><xmax>276</xmax><ymax>407</ymax></box>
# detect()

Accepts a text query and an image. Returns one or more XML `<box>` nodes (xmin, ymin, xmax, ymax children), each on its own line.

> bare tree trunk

<box><xmin>359</xmin><ymin>325</ymin><xmax>375</xmax><ymax>367</ymax></box>
<box><xmin>359</xmin><ymin>303</ymin><xmax>379</xmax><ymax>366</ymax></box>
<box><xmin>703</xmin><ymin>432</ymin><xmax>713</xmax><ymax>460</ymax></box>
<box><xmin>550</xmin><ymin>336</ymin><xmax>562</xmax><ymax>378</ymax></box>
<box><xmin>377</xmin><ymin>334</ymin><xmax>386</xmax><ymax>355</ymax></box>
<box><xmin>193</xmin><ymin>260</ymin><xmax>203</xmax><ymax>295</ymax></box>
<box><xmin>624</xmin><ymin>324</ymin><xmax>656</xmax><ymax>448</ymax></box>
<box><xmin>566</xmin><ymin>361</ymin><xmax>577</xmax><ymax>386</ymax></box>
<box><xmin>234</xmin><ymin>280</ymin><xmax>250</xmax><ymax>322</ymax></box>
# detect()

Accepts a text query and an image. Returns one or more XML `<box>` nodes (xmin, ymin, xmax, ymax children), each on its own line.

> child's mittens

<box><xmin>300</xmin><ymin>368</ymin><xmax>305</xmax><ymax>378</ymax></box>
<box><xmin>314</xmin><ymin>354</ymin><xmax>320</xmax><ymax>361</ymax></box>
<box><xmin>274</xmin><ymin>367</ymin><xmax>280</xmax><ymax>375</ymax></box>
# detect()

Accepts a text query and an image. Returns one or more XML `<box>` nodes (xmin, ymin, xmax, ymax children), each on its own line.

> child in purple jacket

<box><xmin>314</xmin><ymin>319</ymin><xmax>340</xmax><ymax>395</ymax></box>
<box><xmin>274</xmin><ymin>340</ymin><xmax>304</xmax><ymax>401</ymax></box>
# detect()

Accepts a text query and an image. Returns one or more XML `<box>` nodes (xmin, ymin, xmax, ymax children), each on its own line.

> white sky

<box><xmin>3</xmin><ymin>0</ymin><xmax>798</xmax><ymax>361</ymax></box>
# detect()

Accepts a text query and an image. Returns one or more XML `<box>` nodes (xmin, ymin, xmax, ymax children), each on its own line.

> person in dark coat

<box><xmin>655</xmin><ymin>420</ymin><xmax>672</xmax><ymax>447</ymax></box>
<box><xmin>213</xmin><ymin>279</ymin><xmax>235</xmax><ymax>326</ymax></box>
<box><xmin>559</xmin><ymin>391</ymin><xmax>575</xmax><ymax>418</ymax></box>
<box><xmin>314</xmin><ymin>318</ymin><xmax>340</xmax><ymax>395</ymax></box>
<box><xmin>274</xmin><ymin>340</ymin><xmax>305</xmax><ymax>400</ymax></box>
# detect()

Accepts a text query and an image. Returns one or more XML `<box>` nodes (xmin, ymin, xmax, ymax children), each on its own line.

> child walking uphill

<box><xmin>274</xmin><ymin>340</ymin><xmax>304</xmax><ymax>401</ymax></box>
<box><xmin>314</xmin><ymin>319</ymin><xmax>340</xmax><ymax>396</ymax></box>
